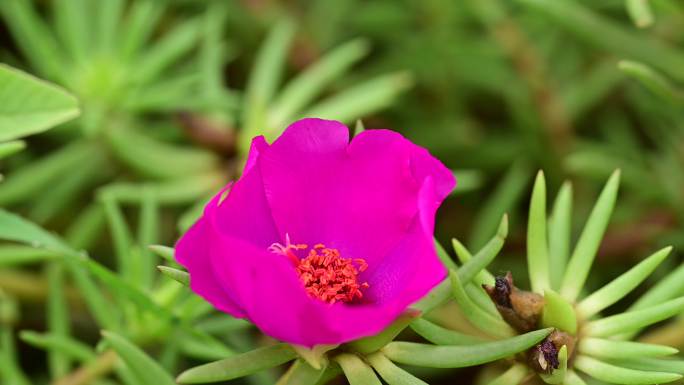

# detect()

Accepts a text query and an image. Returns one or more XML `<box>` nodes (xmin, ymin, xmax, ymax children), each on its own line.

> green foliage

<box><xmin>2</xmin><ymin>1</ymin><xmax>684</xmax><ymax>384</ymax></box>
<box><xmin>382</xmin><ymin>328</ymin><xmax>552</xmax><ymax>368</ymax></box>
<box><xmin>0</xmin><ymin>64</ymin><xmax>79</xmax><ymax>141</ymax></box>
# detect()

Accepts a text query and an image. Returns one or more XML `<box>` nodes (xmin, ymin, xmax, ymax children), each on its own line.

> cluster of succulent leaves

<box><xmin>2</xmin><ymin>0</ymin><xmax>684</xmax><ymax>385</ymax></box>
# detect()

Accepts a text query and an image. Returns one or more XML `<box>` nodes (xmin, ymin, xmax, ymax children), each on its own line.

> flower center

<box><xmin>269</xmin><ymin>235</ymin><xmax>369</xmax><ymax>304</ymax></box>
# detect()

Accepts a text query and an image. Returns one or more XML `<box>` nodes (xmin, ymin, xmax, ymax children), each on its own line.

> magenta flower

<box><xmin>175</xmin><ymin>118</ymin><xmax>455</xmax><ymax>346</ymax></box>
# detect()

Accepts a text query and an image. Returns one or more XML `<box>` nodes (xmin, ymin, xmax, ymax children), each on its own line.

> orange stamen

<box><xmin>269</xmin><ymin>235</ymin><xmax>369</xmax><ymax>304</ymax></box>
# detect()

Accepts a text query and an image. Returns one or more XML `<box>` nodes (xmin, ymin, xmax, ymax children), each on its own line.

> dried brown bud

<box><xmin>483</xmin><ymin>272</ymin><xmax>545</xmax><ymax>332</ymax></box>
<box><xmin>527</xmin><ymin>330</ymin><xmax>575</xmax><ymax>374</ymax></box>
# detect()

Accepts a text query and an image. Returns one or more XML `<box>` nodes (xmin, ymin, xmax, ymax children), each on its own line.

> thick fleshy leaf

<box><xmin>0</xmin><ymin>64</ymin><xmax>79</xmax><ymax>141</ymax></box>
<box><xmin>0</xmin><ymin>140</ymin><xmax>25</xmax><ymax>159</ymax></box>
<box><xmin>619</xmin><ymin>61</ymin><xmax>681</xmax><ymax>104</ymax></box>
<box><xmin>515</xmin><ymin>0</ymin><xmax>684</xmax><ymax>82</ymax></box>
<box><xmin>269</xmin><ymin>39</ymin><xmax>370</xmax><ymax>127</ymax></box>
<box><xmin>101</xmin><ymin>331</ymin><xmax>175</xmax><ymax>385</ymax></box>
<box><xmin>20</xmin><ymin>331</ymin><xmax>95</xmax><ymax>363</ymax></box>
<box><xmin>157</xmin><ymin>266</ymin><xmax>189</xmax><ymax>286</ymax></box>
<box><xmin>382</xmin><ymin>328</ymin><xmax>552</xmax><ymax>368</ymax></box>
<box><xmin>414</xmin><ymin>215</ymin><xmax>507</xmax><ymax>314</ymax></box>
<box><xmin>584</xmin><ymin>297</ymin><xmax>684</xmax><ymax>337</ymax></box>
<box><xmin>346</xmin><ymin>310</ymin><xmax>419</xmax><ymax>354</ymax></box>
<box><xmin>560</xmin><ymin>170</ymin><xmax>620</xmax><ymax>301</ymax></box>
<box><xmin>302</xmin><ymin>72</ymin><xmax>412</xmax><ymax>125</ymax></box>
<box><xmin>410</xmin><ymin>318</ymin><xmax>487</xmax><ymax>346</ymax></box>
<box><xmin>106</xmin><ymin>126</ymin><xmax>219</xmax><ymax>179</ymax></box>
<box><xmin>276</xmin><ymin>360</ymin><xmax>325</xmax><ymax>385</ymax></box>
<box><xmin>367</xmin><ymin>351</ymin><xmax>428</xmax><ymax>385</ymax></box>
<box><xmin>177</xmin><ymin>344</ymin><xmax>297</xmax><ymax>384</ymax></box>
<box><xmin>564</xmin><ymin>370</ymin><xmax>588</xmax><ymax>385</ymax></box>
<box><xmin>630</xmin><ymin>263</ymin><xmax>684</xmax><ymax>312</ymax></box>
<box><xmin>0</xmin><ymin>209</ymin><xmax>73</xmax><ymax>254</ymax></box>
<box><xmin>626</xmin><ymin>0</ymin><xmax>654</xmax><ymax>27</ymax></box>
<box><xmin>574</xmin><ymin>355</ymin><xmax>681</xmax><ymax>384</ymax></box>
<box><xmin>579</xmin><ymin>338</ymin><xmax>678</xmax><ymax>359</ymax></box>
<box><xmin>46</xmin><ymin>262</ymin><xmax>70</xmax><ymax>377</ymax></box>
<box><xmin>451</xmin><ymin>238</ymin><xmax>494</xmax><ymax>285</ymax></box>
<box><xmin>487</xmin><ymin>364</ymin><xmax>528</xmax><ymax>385</ymax></box>
<box><xmin>576</xmin><ymin>247</ymin><xmax>671</xmax><ymax>318</ymax></box>
<box><xmin>291</xmin><ymin>344</ymin><xmax>337</xmax><ymax>370</ymax></box>
<box><xmin>450</xmin><ymin>270</ymin><xmax>514</xmax><ymax>338</ymax></box>
<box><xmin>148</xmin><ymin>245</ymin><xmax>175</xmax><ymax>262</ymax></box>
<box><xmin>611</xmin><ymin>357</ymin><xmax>684</xmax><ymax>374</ymax></box>
<box><xmin>0</xmin><ymin>245</ymin><xmax>59</xmax><ymax>266</ymax></box>
<box><xmin>548</xmin><ymin>181</ymin><xmax>572</xmax><ymax>289</ymax></box>
<box><xmin>468</xmin><ymin>161</ymin><xmax>530</xmax><ymax>250</ymax></box>
<box><xmin>527</xmin><ymin>171</ymin><xmax>550</xmax><ymax>293</ymax></box>
<box><xmin>240</xmin><ymin>18</ymin><xmax>295</xmax><ymax>152</ymax></box>
<box><xmin>334</xmin><ymin>353</ymin><xmax>382</xmax><ymax>385</ymax></box>
<box><xmin>542</xmin><ymin>290</ymin><xmax>577</xmax><ymax>334</ymax></box>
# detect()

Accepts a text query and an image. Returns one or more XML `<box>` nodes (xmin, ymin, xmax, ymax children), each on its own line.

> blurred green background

<box><xmin>1</xmin><ymin>0</ymin><xmax>684</xmax><ymax>384</ymax></box>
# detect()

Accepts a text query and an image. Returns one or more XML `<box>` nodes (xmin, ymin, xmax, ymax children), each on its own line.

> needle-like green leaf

<box><xmin>527</xmin><ymin>171</ymin><xmax>550</xmax><ymax>293</ymax></box>
<box><xmin>367</xmin><ymin>352</ymin><xmax>428</xmax><ymax>385</ymax></box>
<box><xmin>240</xmin><ymin>18</ymin><xmax>295</xmax><ymax>153</ymax></box>
<box><xmin>157</xmin><ymin>266</ymin><xmax>189</xmax><ymax>286</ymax></box>
<box><xmin>149</xmin><ymin>245</ymin><xmax>175</xmax><ymax>263</ymax></box>
<box><xmin>516</xmin><ymin>0</ymin><xmax>684</xmax><ymax>82</ymax></box>
<box><xmin>486</xmin><ymin>364</ymin><xmax>528</xmax><ymax>385</ymax></box>
<box><xmin>107</xmin><ymin>126</ymin><xmax>220</xmax><ymax>179</ymax></box>
<box><xmin>579</xmin><ymin>338</ymin><xmax>678</xmax><ymax>360</ymax></box>
<box><xmin>561</xmin><ymin>170</ymin><xmax>620</xmax><ymax>301</ymax></box>
<box><xmin>541</xmin><ymin>290</ymin><xmax>577</xmax><ymax>334</ymax></box>
<box><xmin>0</xmin><ymin>209</ymin><xmax>72</xmax><ymax>254</ymax></box>
<box><xmin>630</xmin><ymin>263</ymin><xmax>684</xmax><ymax>311</ymax></box>
<box><xmin>611</xmin><ymin>357</ymin><xmax>684</xmax><ymax>374</ymax></box>
<box><xmin>410</xmin><ymin>318</ymin><xmax>487</xmax><ymax>346</ymax></box>
<box><xmin>450</xmin><ymin>270</ymin><xmax>514</xmax><ymax>338</ymax></box>
<box><xmin>574</xmin><ymin>355</ymin><xmax>681</xmax><ymax>384</ymax></box>
<box><xmin>0</xmin><ymin>141</ymin><xmax>94</xmax><ymax>206</ymax></box>
<box><xmin>584</xmin><ymin>297</ymin><xmax>684</xmax><ymax>337</ymax></box>
<box><xmin>177</xmin><ymin>344</ymin><xmax>297</xmax><ymax>384</ymax></box>
<box><xmin>53</xmin><ymin>0</ymin><xmax>91</xmax><ymax>64</ymax></box>
<box><xmin>382</xmin><ymin>328</ymin><xmax>552</xmax><ymax>368</ymax></box>
<box><xmin>302</xmin><ymin>71</ymin><xmax>412</xmax><ymax>125</ymax></box>
<box><xmin>347</xmin><ymin>310</ymin><xmax>419</xmax><ymax>354</ymax></box>
<box><xmin>270</xmin><ymin>39</ymin><xmax>370</xmax><ymax>128</ymax></box>
<box><xmin>564</xmin><ymin>370</ymin><xmax>588</xmax><ymax>385</ymax></box>
<box><xmin>276</xmin><ymin>360</ymin><xmax>325</xmax><ymax>385</ymax></box>
<box><xmin>0</xmin><ymin>140</ymin><xmax>25</xmax><ymax>160</ymax></box>
<box><xmin>118</xmin><ymin>0</ymin><xmax>164</xmax><ymax>62</ymax></box>
<box><xmin>576</xmin><ymin>246</ymin><xmax>671</xmax><ymax>318</ymax></box>
<box><xmin>0</xmin><ymin>245</ymin><xmax>60</xmax><ymax>266</ymax></box>
<box><xmin>0</xmin><ymin>0</ymin><xmax>65</xmax><ymax>79</ymax></box>
<box><xmin>619</xmin><ymin>61</ymin><xmax>682</xmax><ymax>104</ymax></box>
<box><xmin>133</xmin><ymin>18</ymin><xmax>201</xmax><ymax>84</ymax></box>
<box><xmin>469</xmin><ymin>161</ymin><xmax>530</xmax><ymax>250</ymax></box>
<box><xmin>46</xmin><ymin>262</ymin><xmax>70</xmax><ymax>377</ymax></box>
<box><xmin>452</xmin><ymin>238</ymin><xmax>495</xmax><ymax>285</ymax></box>
<box><xmin>137</xmin><ymin>189</ymin><xmax>159</xmax><ymax>289</ymax></box>
<box><xmin>334</xmin><ymin>353</ymin><xmax>382</xmax><ymax>385</ymax></box>
<box><xmin>548</xmin><ymin>181</ymin><xmax>572</xmax><ymax>289</ymax></box>
<box><xmin>414</xmin><ymin>215</ymin><xmax>508</xmax><ymax>314</ymax></box>
<box><xmin>20</xmin><ymin>331</ymin><xmax>95</xmax><ymax>363</ymax></box>
<box><xmin>626</xmin><ymin>0</ymin><xmax>654</xmax><ymax>28</ymax></box>
<box><xmin>457</xmin><ymin>215</ymin><xmax>508</xmax><ymax>285</ymax></box>
<box><xmin>100</xmin><ymin>194</ymin><xmax>134</xmax><ymax>280</ymax></box>
<box><xmin>102</xmin><ymin>331</ymin><xmax>175</xmax><ymax>385</ymax></box>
